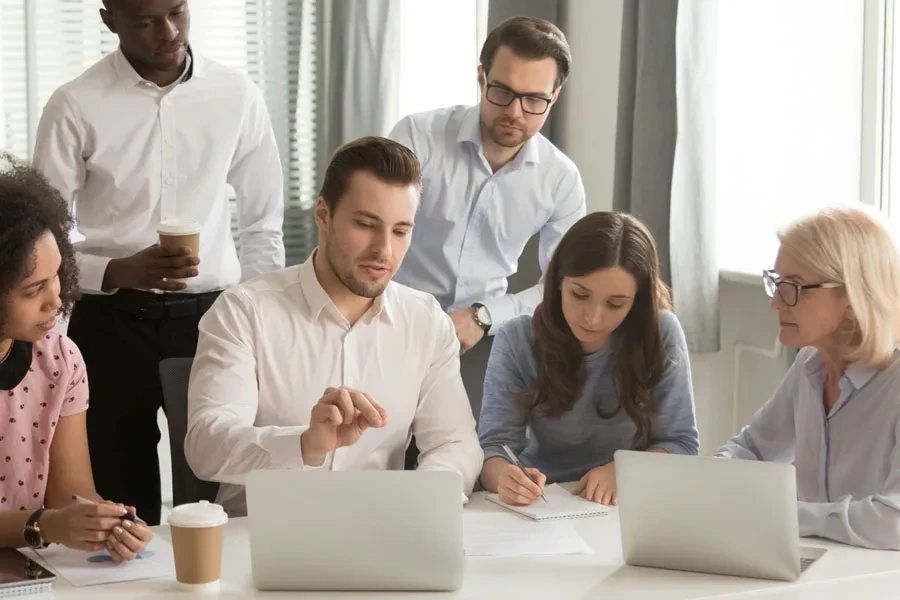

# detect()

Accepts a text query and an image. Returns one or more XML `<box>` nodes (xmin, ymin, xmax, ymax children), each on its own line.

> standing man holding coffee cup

<box><xmin>32</xmin><ymin>0</ymin><xmax>285</xmax><ymax>526</ymax></box>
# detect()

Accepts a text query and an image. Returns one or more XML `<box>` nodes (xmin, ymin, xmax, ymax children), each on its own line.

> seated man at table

<box><xmin>184</xmin><ymin>136</ymin><xmax>483</xmax><ymax>516</ymax></box>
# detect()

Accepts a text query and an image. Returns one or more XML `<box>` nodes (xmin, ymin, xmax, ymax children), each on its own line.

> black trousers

<box><xmin>67</xmin><ymin>290</ymin><xmax>219</xmax><ymax>525</ymax></box>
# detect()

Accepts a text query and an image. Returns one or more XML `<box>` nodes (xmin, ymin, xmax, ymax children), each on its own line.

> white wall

<box><xmin>557</xmin><ymin>1</ymin><xmax>793</xmax><ymax>453</ymax></box>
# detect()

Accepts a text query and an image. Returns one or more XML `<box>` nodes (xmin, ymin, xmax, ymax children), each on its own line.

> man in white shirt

<box><xmin>389</xmin><ymin>16</ymin><xmax>586</xmax><ymax>444</ymax></box>
<box><xmin>185</xmin><ymin>137</ymin><xmax>483</xmax><ymax>517</ymax></box>
<box><xmin>32</xmin><ymin>0</ymin><xmax>284</xmax><ymax>524</ymax></box>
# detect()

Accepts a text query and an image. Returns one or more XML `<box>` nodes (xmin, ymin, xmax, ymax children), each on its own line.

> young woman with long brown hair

<box><xmin>478</xmin><ymin>212</ymin><xmax>699</xmax><ymax>506</ymax></box>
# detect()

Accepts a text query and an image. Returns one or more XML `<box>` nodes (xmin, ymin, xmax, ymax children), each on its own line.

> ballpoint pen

<box><xmin>501</xmin><ymin>443</ymin><xmax>547</xmax><ymax>503</ymax></box>
<box><xmin>72</xmin><ymin>494</ymin><xmax>147</xmax><ymax>526</ymax></box>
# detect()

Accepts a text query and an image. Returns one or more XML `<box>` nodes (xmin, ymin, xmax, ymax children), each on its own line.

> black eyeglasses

<box><xmin>762</xmin><ymin>270</ymin><xmax>842</xmax><ymax>307</ymax></box>
<box><xmin>485</xmin><ymin>84</ymin><xmax>554</xmax><ymax>115</ymax></box>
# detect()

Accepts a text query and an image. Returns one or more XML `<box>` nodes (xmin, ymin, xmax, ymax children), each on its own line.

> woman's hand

<box><xmin>573</xmin><ymin>462</ymin><xmax>617</xmax><ymax>505</ymax></box>
<box><xmin>39</xmin><ymin>502</ymin><xmax>129</xmax><ymax>552</ymax></box>
<box><xmin>497</xmin><ymin>461</ymin><xmax>547</xmax><ymax>506</ymax></box>
<box><xmin>105</xmin><ymin>506</ymin><xmax>153</xmax><ymax>563</ymax></box>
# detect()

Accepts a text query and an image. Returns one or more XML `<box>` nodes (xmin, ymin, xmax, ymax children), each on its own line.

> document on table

<box><xmin>19</xmin><ymin>536</ymin><xmax>175</xmax><ymax>587</ymax></box>
<box><xmin>464</xmin><ymin>511</ymin><xmax>593</xmax><ymax>557</ymax></box>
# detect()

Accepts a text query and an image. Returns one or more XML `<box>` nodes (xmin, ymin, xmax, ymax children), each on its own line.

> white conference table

<box><xmin>49</xmin><ymin>492</ymin><xmax>900</xmax><ymax>599</ymax></box>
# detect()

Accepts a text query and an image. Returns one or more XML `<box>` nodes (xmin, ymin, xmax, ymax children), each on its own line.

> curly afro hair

<box><xmin>0</xmin><ymin>152</ymin><xmax>80</xmax><ymax>337</ymax></box>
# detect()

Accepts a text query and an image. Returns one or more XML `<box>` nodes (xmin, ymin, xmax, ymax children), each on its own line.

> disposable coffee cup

<box><xmin>167</xmin><ymin>500</ymin><xmax>228</xmax><ymax>592</ymax></box>
<box><xmin>157</xmin><ymin>219</ymin><xmax>201</xmax><ymax>258</ymax></box>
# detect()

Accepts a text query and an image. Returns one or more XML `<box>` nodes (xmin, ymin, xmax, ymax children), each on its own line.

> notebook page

<box><xmin>486</xmin><ymin>483</ymin><xmax>609</xmax><ymax>521</ymax></box>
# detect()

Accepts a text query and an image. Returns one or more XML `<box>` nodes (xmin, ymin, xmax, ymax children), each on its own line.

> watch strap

<box><xmin>24</xmin><ymin>508</ymin><xmax>47</xmax><ymax>549</ymax></box>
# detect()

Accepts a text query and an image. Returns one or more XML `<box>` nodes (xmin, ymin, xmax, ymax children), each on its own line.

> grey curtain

<box><xmin>613</xmin><ymin>0</ymin><xmax>719</xmax><ymax>353</ymax></box>
<box><xmin>315</xmin><ymin>0</ymin><xmax>401</xmax><ymax>181</ymax></box>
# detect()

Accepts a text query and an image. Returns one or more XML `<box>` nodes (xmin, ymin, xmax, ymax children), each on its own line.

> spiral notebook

<box><xmin>0</xmin><ymin>549</ymin><xmax>54</xmax><ymax>598</ymax></box>
<box><xmin>486</xmin><ymin>483</ymin><xmax>609</xmax><ymax>521</ymax></box>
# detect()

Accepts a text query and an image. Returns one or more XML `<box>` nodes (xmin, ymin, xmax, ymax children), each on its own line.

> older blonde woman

<box><xmin>717</xmin><ymin>206</ymin><xmax>900</xmax><ymax>550</ymax></box>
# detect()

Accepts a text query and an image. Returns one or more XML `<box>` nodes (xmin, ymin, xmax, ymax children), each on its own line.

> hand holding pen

<box><xmin>498</xmin><ymin>443</ymin><xmax>548</xmax><ymax>505</ymax></box>
<box><xmin>72</xmin><ymin>495</ymin><xmax>153</xmax><ymax>562</ymax></box>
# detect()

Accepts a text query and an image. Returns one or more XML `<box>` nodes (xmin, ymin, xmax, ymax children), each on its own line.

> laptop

<box><xmin>245</xmin><ymin>469</ymin><xmax>464</xmax><ymax>592</ymax></box>
<box><xmin>614</xmin><ymin>450</ymin><xmax>826</xmax><ymax>582</ymax></box>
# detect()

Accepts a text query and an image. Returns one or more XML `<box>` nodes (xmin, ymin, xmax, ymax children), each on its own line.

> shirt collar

<box><xmin>803</xmin><ymin>349</ymin><xmax>881</xmax><ymax>391</ymax></box>
<box><xmin>297</xmin><ymin>252</ymin><xmax>394</xmax><ymax>325</ymax></box>
<box><xmin>112</xmin><ymin>45</ymin><xmax>201</xmax><ymax>89</ymax></box>
<box><xmin>456</xmin><ymin>104</ymin><xmax>541</xmax><ymax>167</ymax></box>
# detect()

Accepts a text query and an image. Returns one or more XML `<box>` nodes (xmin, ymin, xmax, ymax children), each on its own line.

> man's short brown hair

<box><xmin>479</xmin><ymin>16</ymin><xmax>571</xmax><ymax>88</ymax></box>
<box><xmin>318</xmin><ymin>136</ymin><xmax>422</xmax><ymax>212</ymax></box>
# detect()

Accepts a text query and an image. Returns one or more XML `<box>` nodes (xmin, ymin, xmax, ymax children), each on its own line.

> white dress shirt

<box><xmin>389</xmin><ymin>105</ymin><xmax>586</xmax><ymax>330</ymax></box>
<box><xmin>185</xmin><ymin>254</ymin><xmax>483</xmax><ymax>516</ymax></box>
<box><xmin>717</xmin><ymin>347</ymin><xmax>900</xmax><ymax>550</ymax></box>
<box><xmin>32</xmin><ymin>48</ymin><xmax>285</xmax><ymax>293</ymax></box>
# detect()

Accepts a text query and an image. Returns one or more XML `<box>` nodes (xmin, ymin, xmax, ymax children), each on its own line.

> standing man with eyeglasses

<box><xmin>389</xmin><ymin>16</ymin><xmax>585</xmax><ymax>436</ymax></box>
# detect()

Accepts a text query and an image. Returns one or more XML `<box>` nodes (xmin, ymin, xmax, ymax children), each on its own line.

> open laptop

<box><xmin>245</xmin><ymin>469</ymin><xmax>464</xmax><ymax>592</ymax></box>
<box><xmin>615</xmin><ymin>450</ymin><xmax>826</xmax><ymax>582</ymax></box>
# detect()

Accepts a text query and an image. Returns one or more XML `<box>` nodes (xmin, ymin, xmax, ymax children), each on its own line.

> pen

<box><xmin>500</xmin><ymin>443</ymin><xmax>547</xmax><ymax>503</ymax></box>
<box><xmin>72</xmin><ymin>494</ymin><xmax>146</xmax><ymax>526</ymax></box>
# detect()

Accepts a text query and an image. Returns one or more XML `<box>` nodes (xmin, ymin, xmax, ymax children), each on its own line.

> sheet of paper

<box><xmin>463</xmin><ymin>511</ymin><xmax>593</xmax><ymax>557</ymax></box>
<box><xmin>19</xmin><ymin>536</ymin><xmax>175</xmax><ymax>587</ymax></box>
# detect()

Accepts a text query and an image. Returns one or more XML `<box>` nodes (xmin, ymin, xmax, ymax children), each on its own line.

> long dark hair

<box><xmin>522</xmin><ymin>212</ymin><xmax>672</xmax><ymax>448</ymax></box>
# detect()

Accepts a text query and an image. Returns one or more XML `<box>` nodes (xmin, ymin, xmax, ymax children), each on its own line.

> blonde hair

<box><xmin>778</xmin><ymin>206</ymin><xmax>900</xmax><ymax>368</ymax></box>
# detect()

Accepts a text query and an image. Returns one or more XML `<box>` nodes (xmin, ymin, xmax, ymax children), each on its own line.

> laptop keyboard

<box><xmin>800</xmin><ymin>557</ymin><xmax>816</xmax><ymax>572</ymax></box>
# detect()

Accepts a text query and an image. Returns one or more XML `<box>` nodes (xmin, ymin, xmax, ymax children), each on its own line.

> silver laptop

<box><xmin>615</xmin><ymin>450</ymin><xmax>826</xmax><ymax>582</ymax></box>
<box><xmin>245</xmin><ymin>469</ymin><xmax>464</xmax><ymax>592</ymax></box>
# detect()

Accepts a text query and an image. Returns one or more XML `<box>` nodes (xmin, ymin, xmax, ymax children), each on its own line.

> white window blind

<box><xmin>0</xmin><ymin>0</ymin><xmax>317</xmax><ymax>266</ymax></box>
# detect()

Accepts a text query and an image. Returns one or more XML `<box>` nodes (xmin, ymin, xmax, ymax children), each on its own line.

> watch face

<box><xmin>23</xmin><ymin>527</ymin><xmax>41</xmax><ymax>548</ymax></box>
<box><xmin>476</xmin><ymin>306</ymin><xmax>492</xmax><ymax>326</ymax></box>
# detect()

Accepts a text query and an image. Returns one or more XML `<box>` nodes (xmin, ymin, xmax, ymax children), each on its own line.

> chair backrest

<box><xmin>159</xmin><ymin>357</ymin><xmax>219</xmax><ymax>506</ymax></box>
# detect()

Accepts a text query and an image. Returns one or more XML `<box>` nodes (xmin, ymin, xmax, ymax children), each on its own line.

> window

<box><xmin>0</xmin><ymin>0</ymin><xmax>318</xmax><ymax>266</ymax></box>
<box><xmin>714</xmin><ymin>0</ymin><xmax>867</xmax><ymax>275</ymax></box>
<box><xmin>397</xmin><ymin>0</ymin><xmax>481</xmax><ymax>120</ymax></box>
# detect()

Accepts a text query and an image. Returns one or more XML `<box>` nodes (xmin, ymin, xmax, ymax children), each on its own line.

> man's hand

<box><xmin>449</xmin><ymin>307</ymin><xmax>485</xmax><ymax>353</ymax></box>
<box><xmin>300</xmin><ymin>387</ymin><xmax>388</xmax><ymax>466</ymax></box>
<box><xmin>102</xmin><ymin>245</ymin><xmax>200</xmax><ymax>292</ymax></box>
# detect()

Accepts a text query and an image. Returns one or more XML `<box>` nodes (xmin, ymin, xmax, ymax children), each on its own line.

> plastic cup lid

<box><xmin>167</xmin><ymin>500</ymin><xmax>228</xmax><ymax>528</ymax></box>
<box><xmin>157</xmin><ymin>218</ymin><xmax>202</xmax><ymax>236</ymax></box>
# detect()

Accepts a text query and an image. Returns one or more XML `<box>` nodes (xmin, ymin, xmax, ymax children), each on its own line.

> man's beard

<box><xmin>485</xmin><ymin>118</ymin><xmax>528</xmax><ymax>148</ymax></box>
<box><xmin>324</xmin><ymin>240</ymin><xmax>390</xmax><ymax>298</ymax></box>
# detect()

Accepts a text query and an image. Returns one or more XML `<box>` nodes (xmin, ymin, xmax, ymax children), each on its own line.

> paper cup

<box><xmin>157</xmin><ymin>219</ymin><xmax>201</xmax><ymax>258</ymax></box>
<box><xmin>167</xmin><ymin>501</ymin><xmax>228</xmax><ymax>591</ymax></box>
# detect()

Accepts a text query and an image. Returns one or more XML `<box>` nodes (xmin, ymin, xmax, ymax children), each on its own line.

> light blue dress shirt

<box><xmin>389</xmin><ymin>105</ymin><xmax>586</xmax><ymax>331</ymax></box>
<box><xmin>717</xmin><ymin>347</ymin><xmax>900</xmax><ymax>550</ymax></box>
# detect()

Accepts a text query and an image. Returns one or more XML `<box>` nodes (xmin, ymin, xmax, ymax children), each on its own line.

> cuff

<box><xmin>797</xmin><ymin>500</ymin><xmax>830</xmax><ymax>537</ymax></box>
<box><xmin>76</xmin><ymin>254</ymin><xmax>114</xmax><ymax>294</ymax></box>
<box><xmin>478</xmin><ymin>296</ymin><xmax>516</xmax><ymax>335</ymax></box>
<box><xmin>482</xmin><ymin>445</ymin><xmax>511</xmax><ymax>463</ymax></box>
<box><xmin>261</xmin><ymin>426</ymin><xmax>309</xmax><ymax>468</ymax></box>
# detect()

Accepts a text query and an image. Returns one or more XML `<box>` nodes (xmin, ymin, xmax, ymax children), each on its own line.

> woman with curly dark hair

<box><xmin>0</xmin><ymin>154</ymin><xmax>151</xmax><ymax>560</ymax></box>
<box><xmin>477</xmin><ymin>212</ymin><xmax>699</xmax><ymax>506</ymax></box>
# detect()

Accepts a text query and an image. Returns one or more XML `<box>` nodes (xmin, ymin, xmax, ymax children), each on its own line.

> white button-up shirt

<box><xmin>389</xmin><ymin>105</ymin><xmax>586</xmax><ymax>330</ymax></box>
<box><xmin>32</xmin><ymin>48</ymin><xmax>285</xmax><ymax>293</ymax></box>
<box><xmin>185</xmin><ymin>254</ymin><xmax>483</xmax><ymax>516</ymax></box>
<box><xmin>717</xmin><ymin>347</ymin><xmax>900</xmax><ymax>550</ymax></box>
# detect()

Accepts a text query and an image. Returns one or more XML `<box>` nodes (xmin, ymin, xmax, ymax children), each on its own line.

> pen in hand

<box><xmin>72</xmin><ymin>494</ymin><xmax>147</xmax><ymax>526</ymax></box>
<box><xmin>501</xmin><ymin>443</ymin><xmax>547</xmax><ymax>503</ymax></box>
